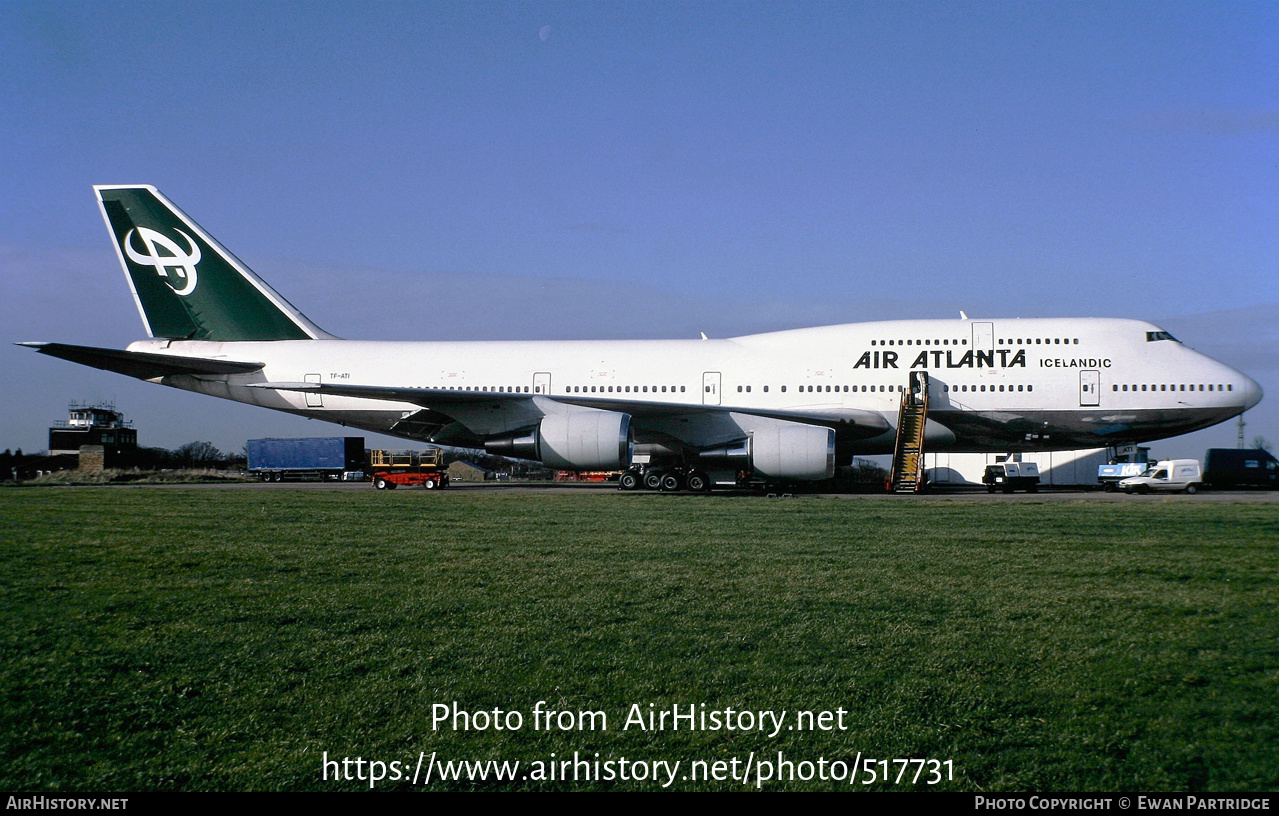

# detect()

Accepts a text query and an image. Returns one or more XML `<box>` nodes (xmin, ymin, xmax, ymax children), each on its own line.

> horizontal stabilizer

<box><xmin>18</xmin><ymin>342</ymin><xmax>264</xmax><ymax>380</ymax></box>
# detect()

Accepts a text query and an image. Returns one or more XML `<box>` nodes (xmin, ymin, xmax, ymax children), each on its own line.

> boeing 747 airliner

<box><xmin>20</xmin><ymin>186</ymin><xmax>1262</xmax><ymax>490</ymax></box>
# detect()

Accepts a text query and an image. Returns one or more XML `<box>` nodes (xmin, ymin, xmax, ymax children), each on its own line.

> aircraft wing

<box><xmin>250</xmin><ymin>380</ymin><xmax>891</xmax><ymax>443</ymax></box>
<box><xmin>18</xmin><ymin>342</ymin><xmax>265</xmax><ymax>380</ymax></box>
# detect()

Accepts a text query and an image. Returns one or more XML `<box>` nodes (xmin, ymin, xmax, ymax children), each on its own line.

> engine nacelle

<box><xmin>700</xmin><ymin>424</ymin><xmax>835</xmax><ymax>480</ymax></box>
<box><xmin>485</xmin><ymin>411</ymin><xmax>633</xmax><ymax>470</ymax></box>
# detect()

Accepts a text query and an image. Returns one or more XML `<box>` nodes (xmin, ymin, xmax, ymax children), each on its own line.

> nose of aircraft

<box><xmin>1241</xmin><ymin>373</ymin><xmax>1264</xmax><ymax>411</ymax></box>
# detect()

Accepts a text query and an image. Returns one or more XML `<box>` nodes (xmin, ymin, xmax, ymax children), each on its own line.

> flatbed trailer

<box><xmin>369</xmin><ymin>449</ymin><xmax>449</xmax><ymax>490</ymax></box>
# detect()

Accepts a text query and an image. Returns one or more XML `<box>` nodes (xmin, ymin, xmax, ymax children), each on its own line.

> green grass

<box><xmin>1</xmin><ymin>489</ymin><xmax>1275</xmax><ymax>791</ymax></box>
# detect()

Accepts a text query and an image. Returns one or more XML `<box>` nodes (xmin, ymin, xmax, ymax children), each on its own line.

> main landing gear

<box><xmin>617</xmin><ymin>466</ymin><xmax>712</xmax><ymax>493</ymax></box>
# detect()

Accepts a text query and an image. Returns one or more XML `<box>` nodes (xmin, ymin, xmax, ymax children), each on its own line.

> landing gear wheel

<box><xmin>659</xmin><ymin>472</ymin><xmax>682</xmax><ymax>492</ymax></box>
<box><xmin>618</xmin><ymin>471</ymin><xmax>641</xmax><ymax>491</ymax></box>
<box><xmin>643</xmin><ymin>470</ymin><xmax>664</xmax><ymax>491</ymax></box>
<box><xmin>685</xmin><ymin>471</ymin><xmax>710</xmax><ymax>493</ymax></box>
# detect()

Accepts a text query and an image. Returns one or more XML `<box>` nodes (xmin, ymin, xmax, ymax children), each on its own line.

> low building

<box><xmin>447</xmin><ymin>460</ymin><xmax>493</xmax><ymax>481</ymax></box>
<box><xmin>927</xmin><ymin>449</ymin><xmax>1113</xmax><ymax>487</ymax></box>
<box><xmin>48</xmin><ymin>403</ymin><xmax>139</xmax><ymax>470</ymax></box>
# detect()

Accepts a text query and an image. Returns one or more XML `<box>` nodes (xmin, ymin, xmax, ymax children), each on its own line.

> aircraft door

<box><xmin>702</xmin><ymin>372</ymin><xmax>722</xmax><ymax>405</ymax></box>
<box><xmin>1080</xmin><ymin>370</ymin><xmax>1100</xmax><ymax>407</ymax></box>
<box><xmin>533</xmin><ymin>372</ymin><xmax>551</xmax><ymax>395</ymax></box>
<box><xmin>304</xmin><ymin>373</ymin><xmax>323</xmax><ymax>407</ymax></box>
<box><xmin>972</xmin><ymin>322</ymin><xmax>994</xmax><ymax>352</ymax></box>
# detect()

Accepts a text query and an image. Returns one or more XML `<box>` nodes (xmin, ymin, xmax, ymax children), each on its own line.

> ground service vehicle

<box><xmin>1097</xmin><ymin>445</ymin><xmax>1151</xmax><ymax>491</ymax></box>
<box><xmin>1118</xmin><ymin>459</ymin><xmax>1202</xmax><ymax>494</ymax></box>
<box><xmin>369</xmin><ymin>448</ymin><xmax>449</xmax><ymax>490</ymax></box>
<box><xmin>1202</xmin><ymin>448</ymin><xmax>1279</xmax><ymax>489</ymax></box>
<box><xmin>982</xmin><ymin>461</ymin><xmax>1040</xmax><ymax>493</ymax></box>
<box><xmin>247</xmin><ymin>437</ymin><xmax>365</xmax><ymax>482</ymax></box>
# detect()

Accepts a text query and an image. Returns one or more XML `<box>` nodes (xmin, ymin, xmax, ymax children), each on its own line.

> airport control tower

<box><xmin>47</xmin><ymin>402</ymin><xmax>138</xmax><ymax>469</ymax></box>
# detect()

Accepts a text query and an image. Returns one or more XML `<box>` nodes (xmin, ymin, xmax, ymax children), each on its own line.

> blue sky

<box><xmin>2</xmin><ymin>1</ymin><xmax>1275</xmax><ymax>458</ymax></box>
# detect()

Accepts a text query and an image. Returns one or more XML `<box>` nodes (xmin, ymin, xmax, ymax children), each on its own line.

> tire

<box><xmin>1185</xmin><ymin>483</ymin><xmax>1198</xmax><ymax>494</ymax></box>
<box><xmin>272</xmin><ymin>472</ymin><xmax>284</xmax><ymax>482</ymax></box>
<box><xmin>685</xmin><ymin>471</ymin><xmax>709</xmax><ymax>493</ymax></box>
<box><xmin>424</xmin><ymin>478</ymin><xmax>437</xmax><ymax>490</ymax></box>
<box><xmin>618</xmin><ymin>471</ymin><xmax>640</xmax><ymax>491</ymax></box>
<box><xmin>659</xmin><ymin>472</ymin><xmax>682</xmax><ymax>492</ymax></box>
<box><xmin>643</xmin><ymin>470</ymin><xmax>664</xmax><ymax>491</ymax></box>
<box><xmin>374</xmin><ymin>477</ymin><xmax>388</xmax><ymax>490</ymax></box>
<box><xmin>1125</xmin><ymin>486</ymin><xmax>1135</xmax><ymax>495</ymax></box>
<box><xmin>260</xmin><ymin>473</ymin><xmax>272</xmax><ymax>482</ymax></box>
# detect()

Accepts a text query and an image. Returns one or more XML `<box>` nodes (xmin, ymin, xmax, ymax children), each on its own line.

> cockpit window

<box><xmin>1146</xmin><ymin>331</ymin><xmax>1179</xmax><ymax>343</ymax></box>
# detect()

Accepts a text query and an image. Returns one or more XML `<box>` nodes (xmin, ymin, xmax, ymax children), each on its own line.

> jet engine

<box><xmin>485</xmin><ymin>411</ymin><xmax>633</xmax><ymax>470</ymax></box>
<box><xmin>700</xmin><ymin>424</ymin><xmax>835</xmax><ymax>481</ymax></box>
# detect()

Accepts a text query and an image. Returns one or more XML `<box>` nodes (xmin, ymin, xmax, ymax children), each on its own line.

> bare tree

<box><xmin>1251</xmin><ymin>436</ymin><xmax>1272</xmax><ymax>453</ymax></box>
<box><xmin>174</xmin><ymin>441</ymin><xmax>224</xmax><ymax>468</ymax></box>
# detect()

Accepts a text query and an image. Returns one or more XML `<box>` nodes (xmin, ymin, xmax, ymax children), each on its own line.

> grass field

<box><xmin>1</xmin><ymin>488</ymin><xmax>1275</xmax><ymax>791</ymax></box>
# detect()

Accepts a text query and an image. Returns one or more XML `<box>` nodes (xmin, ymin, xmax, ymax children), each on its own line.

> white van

<box><xmin>1118</xmin><ymin>460</ymin><xmax>1203</xmax><ymax>494</ymax></box>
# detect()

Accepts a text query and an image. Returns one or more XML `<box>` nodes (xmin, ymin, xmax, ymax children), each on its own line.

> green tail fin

<box><xmin>95</xmin><ymin>185</ymin><xmax>332</xmax><ymax>341</ymax></box>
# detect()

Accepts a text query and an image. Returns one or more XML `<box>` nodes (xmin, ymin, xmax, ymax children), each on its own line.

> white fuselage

<box><xmin>130</xmin><ymin>316</ymin><xmax>1261</xmax><ymax>456</ymax></box>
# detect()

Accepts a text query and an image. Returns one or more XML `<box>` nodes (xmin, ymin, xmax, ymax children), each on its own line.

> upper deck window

<box><xmin>1146</xmin><ymin>331</ymin><xmax>1179</xmax><ymax>342</ymax></box>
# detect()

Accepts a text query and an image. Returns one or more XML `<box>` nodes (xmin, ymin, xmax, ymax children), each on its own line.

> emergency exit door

<box><xmin>304</xmin><ymin>373</ymin><xmax>323</xmax><ymax>407</ymax></box>
<box><xmin>702</xmin><ymin>372</ymin><xmax>721</xmax><ymax>405</ymax></box>
<box><xmin>1080</xmin><ymin>370</ymin><xmax>1100</xmax><ymax>406</ymax></box>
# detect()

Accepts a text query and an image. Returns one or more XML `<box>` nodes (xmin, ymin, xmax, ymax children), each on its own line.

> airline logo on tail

<box><xmin>95</xmin><ymin>185</ymin><xmax>331</xmax><ymax>341</ymax></box>
<box><xmin>123</xmin><ymin>227</ymin><xmax>201</xmax><ymax>296</ymax></box>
